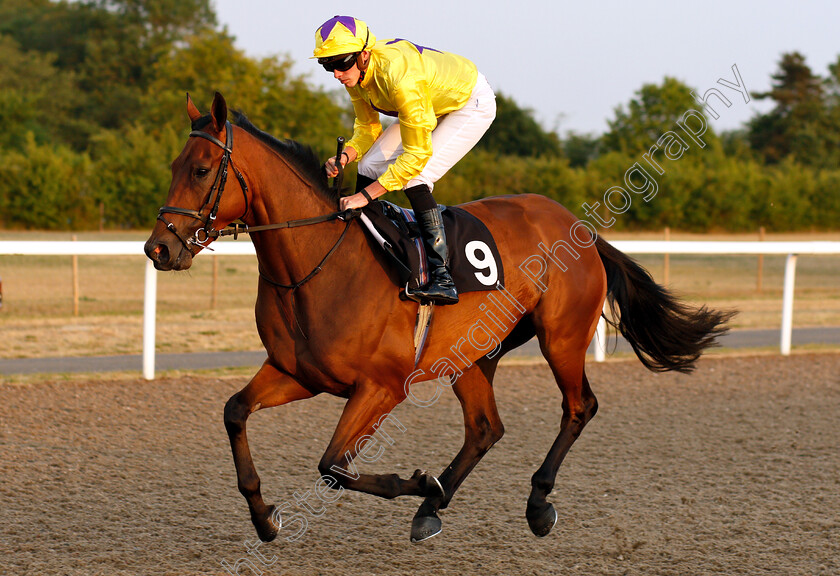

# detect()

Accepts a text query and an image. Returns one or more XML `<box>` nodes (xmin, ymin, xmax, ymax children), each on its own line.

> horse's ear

<box><xmin>210</xmin><ymin>91</ymin><xmax>227</xmax><ymax>132</ymax></box>
<box><xmin>186</xmin><ymin>93</ymin><xmax>202</xmax><ymax>122</ymax></box>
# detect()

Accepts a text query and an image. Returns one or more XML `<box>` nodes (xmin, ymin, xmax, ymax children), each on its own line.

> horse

<box><xmin>144</xmin><ymin>92</ymin><xmax>732</xmax><ymax>543</ymax></box>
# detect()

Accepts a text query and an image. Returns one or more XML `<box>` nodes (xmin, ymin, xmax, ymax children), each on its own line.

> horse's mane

<box><xmin>192</xmin><ymin>112</ymin><xmax>336</xmax><ymax>203</ymax></box>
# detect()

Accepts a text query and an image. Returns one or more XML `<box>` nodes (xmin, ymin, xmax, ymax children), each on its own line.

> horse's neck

<box><xmin>241</xmin><ymin>144</ymin><xmax>368</xmax><ymax>289</ymax></box>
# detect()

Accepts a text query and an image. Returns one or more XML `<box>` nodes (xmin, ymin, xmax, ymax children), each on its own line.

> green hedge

<box><xmin>433</xmin><ymin>149</ymin><xmax>840</xmax><ymax>232</ymax></box>
<box><xmin>2</xmin><ymin>136</ymin><xmax>839</xmax><ymax>232</ymax></box>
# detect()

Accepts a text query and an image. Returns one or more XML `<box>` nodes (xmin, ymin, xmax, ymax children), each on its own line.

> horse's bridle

<box><xmin>156</xmin><ymin>119</ymin><xmax>360</xmax><ymax>338</ymax></box>
<box><xmin>158</xmin><ymin>120</ymin><xmax>356</xmax><ymax>249</ymax></box>
<box><xmin>157</xmin><ymin>120</ymin><xmax>250</xmax><ymax>253</ymax></box>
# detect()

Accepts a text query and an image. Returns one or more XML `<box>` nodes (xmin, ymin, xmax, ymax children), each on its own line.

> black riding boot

<box><xmin>404</xmin><ymin>184</ymin><xmax>459</xmax><ymax>305</ymax></box>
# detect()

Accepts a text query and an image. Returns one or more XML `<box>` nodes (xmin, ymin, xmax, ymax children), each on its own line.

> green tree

<box><xmin>816</xmin><ymin>55</ymin><xmax>840</xmax><ymax>168</ymax></box>
<box><xmin>812</xmin><ymin>168</ymin><xmax>840</xmax><ymax>228</ymax></box>
<box><xmin>92</xmin><ymin>0</ymin><xmax>216</xmax><ymax>47</ymax></box>
<box><xmin>0</xmin><ymin>134</ymin><xmax>94</xmax><ymax>229</ymax></box>
<box><xmin>602</xmin><ymin>77</ymin><xmax>718</xmax><ymax>155</ymax></box>
<box><xmin>434</xmin><ymin>150</ymin><xmax>583</xmax><ymax>208</ymax></box>
<box><xmin>0</xmin><ymin>0</ymin><xmax>142</xmax><ymax>132</ymax></box>
<box><xmin>141</xmin><ymin>29</ymin><xmax>265</xmax><ymax>128</ymax></box>
<box><xmin>255</xmin><ymin>61</ymin><xmax>354</xmax><ymax>158</ymax></box>
<box><xmin>89</xmin><ymin>123</ymin><xmax>182</xmax><ymax>229</ymax></box>
<box><xmin>562</xmin><ymin>131</ymin><xmax>600</xmax><ymax>168</ymax></box>
<box><xmin>142</xmin><ymin>30</ymin><xmax>351</xmax><ymax>159</ymax></box>
<box><xmin>0</xmin><ymin>0</ymin><xmax>217</xmax><ymax>138</ymax></box>
<box><xmin>0</xmin><ymin>35</ymin><xmax>89</xmax><ymax>149</ymax></box>
<box><xmin>0</xmin><ymin>0</ymin><xmax>93</xmax><ymax>69</ymax></box>
<box><xmin>718</xmin><ymin>128</ymin><xmax>755</xmax><ymax>161</ymax></box>
<box><xmin>476</xmin><ymin>93</ymin><xmax>562</xmax><ymax>157</ymax></box>
<box><xmin>748</xmin><ymin>52</ymin><xmax>826</xmax><ymax>165</ymax></box>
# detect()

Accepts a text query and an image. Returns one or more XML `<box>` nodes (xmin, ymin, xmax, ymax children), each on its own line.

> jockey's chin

<box><xmin>334</xmin><ymin>66</ymin><xmax>362</xmax><ymax>88</ymax></box>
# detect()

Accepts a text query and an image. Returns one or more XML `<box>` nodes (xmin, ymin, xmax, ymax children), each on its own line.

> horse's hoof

<box><xmin>252</xmin><ymin>504</ymin><xmax>281</xmax><ymax>542</ymax></box>
<box><xmin>410</xmin><ymin>512</ymin><xmax>442</xmax><ymax>543</ymax></box>
<box><xmin>526</xmin><ymin>502</ymin><xmax>557</xmax><ymax>537</ymax></box>
<box><xmin>412</xmin><ymin>469</ymin><xmax>445</xmax><ymax>499</ymax></box>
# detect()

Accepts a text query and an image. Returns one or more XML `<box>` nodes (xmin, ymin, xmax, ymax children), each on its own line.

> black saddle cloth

<box><xmin>359</xmin><ymin>200</ymin><xmax>504</xmax><ymax>293</ymax></box>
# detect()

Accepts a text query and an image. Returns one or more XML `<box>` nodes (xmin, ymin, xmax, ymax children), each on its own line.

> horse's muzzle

<box><xmin>144</xmin><ymin>236</ymin><xmax>193</xmax><ymax>271</ymax></box>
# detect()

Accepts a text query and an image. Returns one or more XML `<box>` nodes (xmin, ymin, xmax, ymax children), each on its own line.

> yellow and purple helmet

<box><xmin>313</xmin><ymin>15</ymin><xmax>376</xmax><ymax>59</ymax></box>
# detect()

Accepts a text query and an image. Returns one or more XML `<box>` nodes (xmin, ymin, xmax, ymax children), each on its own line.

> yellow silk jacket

<box><xmin>344</xmin><ymin>39</ymin><xmax>478</xmax><ymax>191</ymax></box>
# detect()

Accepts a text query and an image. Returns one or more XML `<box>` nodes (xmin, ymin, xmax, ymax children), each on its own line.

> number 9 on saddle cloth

<box><xmin>359</xmin><ymin>200</ymin><xmax>505</xmax><ymax>297</ymax></box>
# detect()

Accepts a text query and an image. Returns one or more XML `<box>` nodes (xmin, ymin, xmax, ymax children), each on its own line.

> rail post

<box><xmin>780</xmin><ymin>253</ymin><xmax>797</xmax><ymax>355</ymax></box>
<box><xmin>143</xmin><ymin>258</ymin><xmax>158</xmax><ymax>380</ymax></box>
<box><xmin>594</xmin><ymin>303</ymin><xmax>607</xmax><ymax>362</ymax></box>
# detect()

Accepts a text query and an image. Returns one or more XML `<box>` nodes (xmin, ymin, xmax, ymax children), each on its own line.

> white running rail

<box><xmin>2</xmin><ymin>240</ymin><xmax>839</xmax><ymax>379</ymax></box>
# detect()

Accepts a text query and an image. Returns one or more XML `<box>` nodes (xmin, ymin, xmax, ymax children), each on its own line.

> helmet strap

<box><xmin>356</xmin><ymin>28</ymin><xmax>370</xmax><ymax>74</ymax></box>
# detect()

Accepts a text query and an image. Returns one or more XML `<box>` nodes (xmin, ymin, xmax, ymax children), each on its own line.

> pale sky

<box><xmin>211</xmin><ymin>0</ymin><xmax>839</xmax><ymax>136</ymax></box>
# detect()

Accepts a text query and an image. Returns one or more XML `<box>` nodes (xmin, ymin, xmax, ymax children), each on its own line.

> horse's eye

<box><xmin>195</xmin><ymin>168</ymin><xmax>210</xmax><ymax>178</ymax></box>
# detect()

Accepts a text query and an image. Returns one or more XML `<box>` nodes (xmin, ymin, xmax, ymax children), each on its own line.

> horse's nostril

<box><xmin>156</xmin><ymin>244</ymin><xmax>169</xmax><ymax>263</ymax></box>
<box><xmin>147</xmin><ymin>242</ymin><xmax>170</xmax><ymax>266</ymax></box>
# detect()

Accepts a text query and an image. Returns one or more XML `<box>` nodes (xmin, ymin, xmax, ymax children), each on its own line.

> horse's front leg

<box><xmin>224</xmin><ymin>362</ymin><xmax>315</xmax><ymax>542</ymax></box>
<box><xmin>411</xmin><ymin>357</ymin><xmax>505</xmax><ymax>542</ymax></box>
<box><xmin>317</xmin><ymin>381</ymin><xmax>444</xmax><ymax>501</ymax></box>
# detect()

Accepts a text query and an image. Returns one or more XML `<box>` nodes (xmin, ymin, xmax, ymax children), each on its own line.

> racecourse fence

<box><xmin>2</xmin><ymin>240</ymin><xmax>839</xmax><ymax>380</ymax></box>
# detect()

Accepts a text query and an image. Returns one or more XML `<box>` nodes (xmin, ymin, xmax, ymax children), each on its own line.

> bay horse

<box><xmin>145</xmin><ymin>93</ymin><xmax>731</xmax><ymax>543</ymax></box>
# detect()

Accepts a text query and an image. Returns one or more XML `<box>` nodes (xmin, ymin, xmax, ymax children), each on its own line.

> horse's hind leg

<box><xmin>224</xmin><ymin>362</ymin><xmax>315</xmax><ymax>542</ymax></box>
<box><xmin>527</xmin><ymin>337</ymin><xmax>598</xmax><ymax>537</ymax></box>
<box><xmin>412</xmin><ymin>356</ymin><xmax>505</xmax><ymax>542</ymax></box>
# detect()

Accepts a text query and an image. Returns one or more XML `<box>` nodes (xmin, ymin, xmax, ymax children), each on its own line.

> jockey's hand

<box><xmin>340</xmin><ymin>192</ymin><xmax>370</xmax><ymax>210</ymax></box>
<box><xmin>325</xmin><ymin>147</ymin><xmax>356</xmax><ymax>177</ymax></box>
<box><xmin>324</xmin><ymin>154</ymin><xmax>345</xmax><ymax>178</ymax></box>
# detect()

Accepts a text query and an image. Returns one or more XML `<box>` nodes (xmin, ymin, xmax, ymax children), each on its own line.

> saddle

<box><xmin>359</xmin><ymin>200</ymin><xmax>505</xmax><ymax>296</ymax></box>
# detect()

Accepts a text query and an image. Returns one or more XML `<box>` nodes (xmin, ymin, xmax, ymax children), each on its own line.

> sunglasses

<box><xmin>319</xmin><ymin>53</ymin><xmax>358</xmax><ymax>73</ymax></box>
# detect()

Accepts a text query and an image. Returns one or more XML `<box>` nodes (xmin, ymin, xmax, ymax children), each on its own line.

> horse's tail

<box><xmin>595</xmin><ymin>235</ymin><xmax>735</xmax><ymax>373</ymax></box>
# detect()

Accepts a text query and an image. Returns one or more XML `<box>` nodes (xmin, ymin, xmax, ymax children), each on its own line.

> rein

<box><xmin>157</xmin><ymin>120</ymin><xmax>360</xmax><ymax>339</ymax></box>
<box><xmin>257</xmin><ymin>217</ymin><xmax>354</xmax><ymax>340</ymax></box>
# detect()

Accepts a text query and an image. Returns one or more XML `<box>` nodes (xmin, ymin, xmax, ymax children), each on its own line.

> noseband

<box><xmin>157</xmin><ymin>120</ymin><xmax>249</xmax><ymax>253</ymax></box>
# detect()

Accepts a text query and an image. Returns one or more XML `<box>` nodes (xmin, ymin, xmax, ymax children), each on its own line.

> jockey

<box><xmin>315</xmin><ymin>15</ymin><xmax>496</xmax><ymax>305</ymax></box>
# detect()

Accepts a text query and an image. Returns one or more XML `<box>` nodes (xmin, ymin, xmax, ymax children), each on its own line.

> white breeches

<box><xmin>358</xmin><ymin>72</ymin><xmax>497</xmax><ymax>191</ymax></box>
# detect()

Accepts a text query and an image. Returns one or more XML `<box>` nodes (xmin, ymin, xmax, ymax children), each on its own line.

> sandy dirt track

<box><xmin>1</xmin><ymin>353</ymin><xmax>838</xmax><ymax>576</ymax></box>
